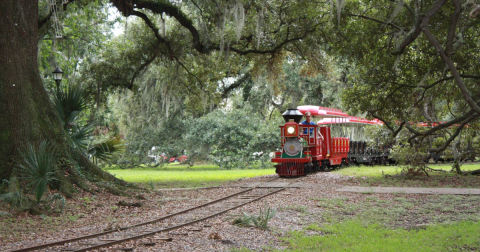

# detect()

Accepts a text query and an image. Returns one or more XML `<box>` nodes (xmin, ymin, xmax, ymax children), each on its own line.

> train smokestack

<box><xmin>282</xmin><ymin>109</ymin><xmax>304</xmax><ymax>123</ymax></box>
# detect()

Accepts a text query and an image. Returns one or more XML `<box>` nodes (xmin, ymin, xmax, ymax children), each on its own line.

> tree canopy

<box><xmin>2</xmin><ymin>0</ymin><xmax>480</xmax><ymax>211</ymax></box>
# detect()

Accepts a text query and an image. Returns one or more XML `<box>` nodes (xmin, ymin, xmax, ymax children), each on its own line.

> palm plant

<box><xmin>53</xmin><ymin>84</ymin><xmax>86</xmax><ymax>130</ymax></box>
<box><xmin>53</xmin><ymin>84</ymin><xmax>93</xmax><ymax>150</ymax></box>
<box><xmin>87</xmin><ymin>137</ymin><xmax>124</xmax><ymax>164</ymax></box>
<box><xmin>17</xmin><ymin>140</ymin><xmax>58</xmax><ymax>205</ymax></box>
<box><xmin>53</xmin><ymin>85</ymin><xmax>123</xmax><ymax>162</ymax></box>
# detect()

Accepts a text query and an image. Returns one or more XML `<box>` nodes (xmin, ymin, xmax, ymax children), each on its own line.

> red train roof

<box><xmin>297</xmin><ymin>105</ymin><xmax>349</xmax><ymax>118</ymax></box>
<box><xmin>316</xmin><ymin>116</ymin><xmax>382</xmax><ymax>126</ymax></box>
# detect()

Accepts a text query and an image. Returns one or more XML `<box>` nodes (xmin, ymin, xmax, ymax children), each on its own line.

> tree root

<box><xmin>463</xmin><ymin>169</ymin><xmax>480</xmax><ymax>176</ymax></box>
<box><xmin>425</xmin><ymin>166</ymin><xmax>447</xmax><ymax>173</ymax></box>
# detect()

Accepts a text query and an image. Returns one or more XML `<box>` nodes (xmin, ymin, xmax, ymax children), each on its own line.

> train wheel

<box><xmin>321</xmin><ymin>160</ymin><xmax>329</xmax><ymax>171</ymax></box>
<box><xmin>304</xmin><ymin>163</ymin><xmax>312</xmax><ymax>174</ymax></box>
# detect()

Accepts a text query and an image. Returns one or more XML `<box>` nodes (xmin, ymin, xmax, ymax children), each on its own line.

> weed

<box><xmin>229</xmin><ymin>247</ymin><xmax>252</xmax><ymax>252</ymax></box>
<box><xmin>232</xmin><ymin>204</ymin><xmax>276</xmax><ymax>230</ymax></box>
<box><xmin>0</xmin><ymin>191</ymin><xmax>29</xmax><ymax>210</ymax></box>
<box><xmin>285</xmin><ymin>204</ymin><xmax>308</xmax><ymax>213</ymax></box>
<box><xmin>393</xmin><ymin>197</ymin><xmax>407</xmax><ymax>202</ymax></box>
<box><xmin>68</xmin><ymin>215</ymin><xmax>80</xmax><ymax>222</ymax></box>
<box><xmin>45</xmin><ymin>193</ymin><xmax>65</xmax><ymax>212</ymax></box>
<box><xmin>81</xmin><ymin>197</ymin><xmax>93</xmax><ymax>206</ymax></box>
<box><xmin>232</xmin><ymin>212</ymin><xmax>253</xmax><ymax>226</ymax></box>
<box><xmin>315</xmin><ymin>197</ymin><xmax>349</xmax><ymax>209</ymax></box>
<box><xmin>148</xmin><ymin>180</ymin><xmax>156</xmax><ymax>190</ymax></box>
<box><xmin>305</xmin><ymin>224</ymin><xmax>322</xmax><ymax>231</ymax></box>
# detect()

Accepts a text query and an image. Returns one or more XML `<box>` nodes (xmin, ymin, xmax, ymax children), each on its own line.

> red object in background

<box><xmin>169</xmin><ymin>155</ymin><xmax>188</xmax><ymax>163</ymax></box>
<box><xmin>179</xmin><ymin>155</ymin><xmax>188</xmax><ymax>162</ymax></box>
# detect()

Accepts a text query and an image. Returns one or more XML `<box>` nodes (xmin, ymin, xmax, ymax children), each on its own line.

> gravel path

<box><xmin>4</xmin><ymin>172</ymin><xmax>433</xmax><ymax>251</ymax></box>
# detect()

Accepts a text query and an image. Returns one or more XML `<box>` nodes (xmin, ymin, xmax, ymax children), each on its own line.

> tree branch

<box><xmin>112</xmin><ymin>0</ymin><xmax>317</xmax><ymax>56</ymax></box>
<box><xmin>347</xmin><ymin>14</ymin><xmax>404</xmax><ymax>30</ymax></box>
<box><xmin>429</xmin><ymin>113</ymin><xmax>477</xmax><ymax>153</ymax></box>
<box><xmin>221</xmin><ymin>73</ymin><xmax>251</xmax><ymax>100</ymax></box>
<box><xmin>391</xmin><ymin>0</ymin><xmax>448</xmax><ymax>55</ymax></box>
<box><xmin>405</xmin><ymin>109</ymin><xmax>478</xmax><ymax>144</ymax></box>
<box><xmin>421</xmin><ymin>27</ymin><xmax>480</xmax><ymax>115</ymax></box>
<box><xmin>128</xmin><ymin>43</ymin><xmax>159</xmax><ymax>90</ymax></box>
<box><xmin>38</xmin><ymin>0</ymin><xmax>76</xmax><ymax>29</ymax></box>
<box><xmin>446</xmin><ymin>0</ymin><xmax>461</xmax><ymax>55</ymax></box>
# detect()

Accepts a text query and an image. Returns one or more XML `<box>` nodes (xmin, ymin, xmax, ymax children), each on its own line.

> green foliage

<box><xmin>53</xmin><ymin>85</ymin><xmax>93</xmax><ymax>151</ymax></box>
<box><xmin>336</xmin><ymin>0</ymin><xmax>480</xmax><ymax>145</ymax></box>
<box><xmin>44</xmin><ymin>193</ymin><xmax>66</xmax><ymax>212</ymax></box>
<box><xmin>87</xmin><ymin>137</ymin><xmax>124</xmax><ymax>164</ymax></box>
<box><xmin>38</xmin><ymin>0</ymin><xmax>115</xmax><ymax>92</ymax></box>
<box><xmin>53</xmin><ymin>85</ymin><xmax>124</xmax><ymax>164</ymax></box>
<box><xmin>183</xmin><ymin>103</ymin><xmax>281</xmax><ymax>169</ymax></box>
<box><xmin>282</xmin><ymin>220</ymin><xmax>480</xmax><ymax>252</ymax></box>
<box><xmin>232</xmin><ymin>204</ymin><xmax>276</xmax><ymax>230</ymax></box>
<box><xmin>53</xmin><ymin>84</ymin><xmax>86</xmax><ymax>129</ymax></box>
<box><xmin>0</xmin><ymin>191</ymin><xmax>29</xmax><ymax>210</ymax></box>
<box><xmin>17</xmin><ymin>140</ymin><xmax>58</xmax><ymax>205</ymax></box>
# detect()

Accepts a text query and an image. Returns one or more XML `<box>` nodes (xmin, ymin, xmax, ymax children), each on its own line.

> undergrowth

<box><xmin>232</xmin><ymin>204</ymin><xmax>276</xmax><ymax>230</ymax></box>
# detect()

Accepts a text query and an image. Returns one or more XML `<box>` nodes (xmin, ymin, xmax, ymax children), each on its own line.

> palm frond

<box><xmin>70</xmin><ymin>123</ymin><xmax>95</xmax><ymax>151</ymax></box>
<box><xmin>17</xmin><ymin>140</ymin><xmax>58</xmax><ymax>204</ymax></box>
<box><xmin>88</xmin><ymin>138</ymin><xmax>125</xmax><ymax>163</ymax></box>
<box><xmin>53</xmin><ymin>84</ymin><xmax>86</xmax><ymax>129</ymax></box>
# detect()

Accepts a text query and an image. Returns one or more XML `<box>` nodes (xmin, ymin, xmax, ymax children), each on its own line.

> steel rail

<box><xmin>12</xmin><ymin>176</ymin><xmax>282</xmax><ymax>252</ymax></box>
<box><xmin>12</xmin><ymin>188</ymin><xmax>254</xmax><ymax>252</ymax></box>
<box><xmin>74</xmin><ymin>188</ymin><xmax>285</xmax><ymax>252</ymax></box>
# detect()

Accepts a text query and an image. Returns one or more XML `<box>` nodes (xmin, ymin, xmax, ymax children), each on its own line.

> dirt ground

<box><xmin>1</xmin><ymin>172</ymin><xmax>479</xmax><ymax>251</ymax></box>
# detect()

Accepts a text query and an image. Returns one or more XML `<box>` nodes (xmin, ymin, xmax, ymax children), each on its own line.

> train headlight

<box><xmin>284</xmin><ymin>138</ymin><xmax>302</xmax><ymax>156</ymax></box>
<box><xmin>287</xmin><ymin>126</ymin><xmax>295</xmax><ymax>134</ymax></box>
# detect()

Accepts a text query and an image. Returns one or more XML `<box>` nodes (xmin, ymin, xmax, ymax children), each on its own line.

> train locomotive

<box><xmin>271</xmin><ymin>105</ymin><xmax>476</xmax><ymax>177</ymax></box>
<box><xmin>271</xmin><ymin>107</ymin><xmax>350</xmax><ymax>177</ymax></box>
<box><xmin>272</xmin><ymin>106</ymin><xmax>391</xmax><ymax>177</ymax></box>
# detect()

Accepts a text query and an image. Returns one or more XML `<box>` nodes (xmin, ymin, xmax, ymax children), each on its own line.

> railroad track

<box><xmin>12</xmin><ymin>179</ymin><xmax>283</xmax><ymax>252</ymax></box>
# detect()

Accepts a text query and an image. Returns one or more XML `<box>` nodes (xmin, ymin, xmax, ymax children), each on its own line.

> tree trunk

<box><xmin>0</xmin><ymin>1</ymin><xmax>126</xmax><ymax>194</ymax></box>
<box><xmin>0</xmin><ymin>1</ymin><xmax>65</xmax><ymax>181</ymax></box>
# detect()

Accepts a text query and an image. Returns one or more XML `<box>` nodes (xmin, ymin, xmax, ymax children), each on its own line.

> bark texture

<box><xmin>0</xmin><ymin>1</ymin><xmax>65</xmax><ymax>180</ymax></box>
<box><xmin>0</xmin><ymin>1</ymin><xmax>127</xmax><ymax>194</ymax></box>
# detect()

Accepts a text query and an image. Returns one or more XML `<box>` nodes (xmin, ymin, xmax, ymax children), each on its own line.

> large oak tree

<box><xmin>0</xmin><ymin>0</ymin><xmax>331</xmax><ymax>194</ymax></box>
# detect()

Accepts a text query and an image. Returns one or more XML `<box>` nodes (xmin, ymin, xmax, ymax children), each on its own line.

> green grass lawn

<box><xmin>105</xmin><ymin>163</ymin><xmax>275</xmax><ymax>188</ymax></box>
<box><xmin>282</xmin><ymin>163</ymin><xmax>480</xmax><ymax>252</ymax></box>
<box><xmin>333</xmin><ymin>163</ymin><xmax>480</xmax><ymax>188</ymax></box>
<box><xmin>335</xmin><ymin>163</ymin><xmax>480</xmax><ymax>177</ymax></box>
<box><xmin>282</xmin><ymin>220</ymin><xmax>480</xmax><ymax>252</ymax></box>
